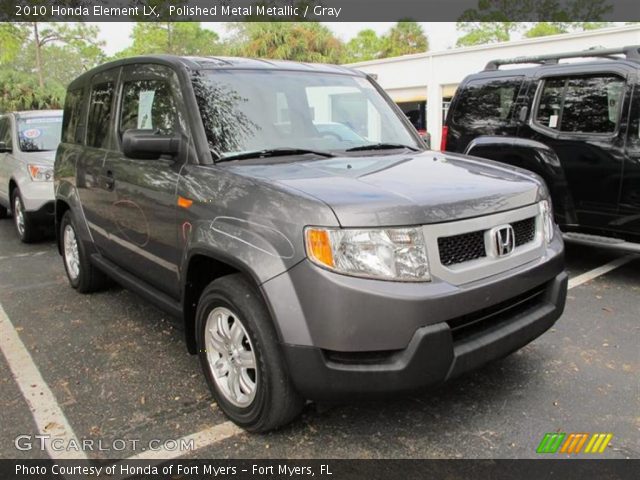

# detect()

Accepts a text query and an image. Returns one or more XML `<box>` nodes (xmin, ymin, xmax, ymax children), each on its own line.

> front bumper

<box><xmin>261</xmin><ymin>235</ymin><xmax>566</xmax><ymax>400</ymax></box>
<box><xmin>281</xmin><ymin>271</ymin><xmax>566</xmax><ymax>400</ymax></box>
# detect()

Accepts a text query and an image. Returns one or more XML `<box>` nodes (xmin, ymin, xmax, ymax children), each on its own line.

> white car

<box><xmin>0</xmin><ymin>110</ymin><xmax>62</xmax><ymax>242</ymax></box>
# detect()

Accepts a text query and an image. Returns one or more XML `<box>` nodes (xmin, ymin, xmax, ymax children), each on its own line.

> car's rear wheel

<box><xmin>196</xmin><ymin>274</ymin><xmax>304</xmax><ymax>432</ymax></box>
<box><xmin>60</xmin><ymin>210</ymin><xmax>109</xmax><ymax>293</ymax></box>
<box><xmin>12</xmin><ymin>189</ymin><xmax>40</xmax><ymax>243</ymax></box>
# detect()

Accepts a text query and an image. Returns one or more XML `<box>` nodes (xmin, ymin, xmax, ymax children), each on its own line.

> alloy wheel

<box><xmin>63</xmin><ymin>224</ymin><xmax>80</xmax><ymax>281</ymax></box>
<box><xmin>204</xmin><ymin>307</ymin><xmax>258</xmax><ymax>407</ymax></box>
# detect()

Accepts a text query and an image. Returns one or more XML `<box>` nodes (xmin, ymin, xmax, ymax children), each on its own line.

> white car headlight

<box><xmin>540</xmin><ymin>199</ymin><xmax>554</xmax><ymax>244</ymax></box>
<box><xmin>28</xmin><ymin>164</ymin><xmax>54</xmax><ymax>182</ymax></box>
<box><xmin>305</xmin><ymin>226</ymin><xmax>430</xmax><ymax>281</ymax></box>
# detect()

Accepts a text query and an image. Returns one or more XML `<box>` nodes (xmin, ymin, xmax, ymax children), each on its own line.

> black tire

<box><xmin>60</xmin><ymin>210</ymin><xmax>110</xmax><ymax>293</ymax></box>
<box><xmin>11</xmin><ymin>189</ymin><xmax>40</xmax><ymax>243</ymax></box>
<box><xmin>196</xmin><ymin>274</ymin><xmax>304</xmax><ymax>432</ymax></box>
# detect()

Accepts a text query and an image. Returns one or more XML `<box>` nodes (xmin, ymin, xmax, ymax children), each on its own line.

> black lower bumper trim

<box><xmin>282</xmin><ymin>272</ymin><xmax>568</xmax><ymax>400</ymax></box>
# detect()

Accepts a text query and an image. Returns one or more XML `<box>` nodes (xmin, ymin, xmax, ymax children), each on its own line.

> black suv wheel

<box><xmin>196</xmin><ymin>274</ymin><xmax>304</xmax><ymax>432</ymax></box>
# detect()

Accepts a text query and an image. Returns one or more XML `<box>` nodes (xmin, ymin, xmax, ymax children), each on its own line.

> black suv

<box><xmin>443</xmin><ymin>46</ymin><xmax>640</xmax><ymax>252</ymax></box>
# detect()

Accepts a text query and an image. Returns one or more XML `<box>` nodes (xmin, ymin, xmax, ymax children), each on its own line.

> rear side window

<box><xmin>452</xmin><ymin>77</ymin><xmax>522</xmax><ymax>128</ymax></box>
<box><xmin>62</xmin><ymin>89</ymin><xmax>83</xmax><ymax>144</ymax></box>
<box><xmin>535</xmin><ymin>74</ymin><xmax>625</xmax><ymax>134</ymax></box>
<box><xmin>119</xmin><ymin>79</ymin><xmax>179</xmax><ymax>135</ymax></box>
<box><xmin>86</xmin><ymin>82</ymin><xmax>115</xmax><ymax>148</ymax></box>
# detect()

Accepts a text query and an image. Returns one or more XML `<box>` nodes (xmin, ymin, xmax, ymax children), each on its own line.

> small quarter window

<box><xmin>87</xmin><ymin>82</ymin><xmax>115</xmax><ymax>148</ymax></box>
<box><xmin>535</xmin><ymin>74</ymin><xmax>625</xmax><ymax>134</ymax></box>
<box><xmin>62</xmin><ymin>88</ymin><xmax>84</xmax><ymax>144</ymax></box>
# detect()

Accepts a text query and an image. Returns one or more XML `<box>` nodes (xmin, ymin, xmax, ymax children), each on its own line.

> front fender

<box><xmin>176</xmin><ymin>165</ymin><xmax>339</xmax><ymax>286</ymax></box>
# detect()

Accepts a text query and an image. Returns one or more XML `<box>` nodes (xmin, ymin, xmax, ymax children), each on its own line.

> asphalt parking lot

<box><xmin>0</xmin><ymin>219</ymin><xmax>638</xmax><ymax>461</ymax></box>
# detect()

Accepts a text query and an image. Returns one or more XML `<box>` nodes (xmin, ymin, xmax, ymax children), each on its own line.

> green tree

<box><xmin>0</xmin><ymin>23</ymin><xmax>28</xmax><ymax>64</ymax></box>
<box><xmin>524</xmin><ymin>21</ymin><xmax>612</xmax><ymax>38</ymax></box>
<box><xmin>344</xmin><ymin>29</ymin><xmax>384</xmax><ymax>63</ymax></box>
<box><xmin>456</xmin><ymin>0</ymin><xmax>614</xmax><ymax>46</ymax></box>
<box><xmin>226</xmin><ymin>22</ymin><xmax>344</xmax><ymax>63</ymax></box>
<box><xmin>381</xmin><ymin>21</ymin><xmax>429</xmax><ymax>57</ymax></box>
<box><xmin>456</xmin><ymin>22</ymin><xmax>517</xmax><ymax>46</ymax></box>
<box><xmin>115</xmin><ymin>23</ymin><xmax>221</xmax><ymax>57</ymax></box>
<box><xmin>22</xmin><ymin>22</ymin><xmax>104</xmax><ymax>88</ymax></box>
<box><xmin>0</xmin><ymin>70</ymin><xmax>64</xmax><ymax>112</ymax></box>
<box><xmin>0</xmin><ymin>22</ymin><xmax>103</xmax><ymax>111</ymax></box>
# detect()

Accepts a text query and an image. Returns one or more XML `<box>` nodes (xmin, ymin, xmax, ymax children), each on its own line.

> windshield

<box><xmin>17</xmin><ymin>116</ymin><xmax>63</xmax><ymax>152</ymax></box>
<box><xmin>191</xmin><ymin>70</ymin><xmax>420</xmax><ymax>159</ymax></box>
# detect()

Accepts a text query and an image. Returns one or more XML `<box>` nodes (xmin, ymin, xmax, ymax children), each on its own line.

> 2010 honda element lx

<box><xmin>54</xmin><ymin>56</ymin><xmax>567</xmax><ymax>432</ymax></box>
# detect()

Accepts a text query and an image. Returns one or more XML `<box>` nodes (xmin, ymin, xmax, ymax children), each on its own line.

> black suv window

<box><xmin>62</xmin><ymin>88</ymin><xmax>84</xmax><ymax>144</ymax></box>
<box><xmin>87</xmin><ymin>81</ymin><xmax>115</xmax><ymax>148</ymax></box>
<box><xmin>120</xmin><ymin>79</ymin><xmax>179</xmax><ymax>135</ymax></box>
<box><xmin>452</xmin><ymin>77</ymin><xmax>522</xmax><ymax>128</ymax></box>
<box><xmin>535</xmin><ymin>74</ymin><xmax>625</xmax><ymax>134</ymax></box>
<box><xmin>0</xmin><ymin>117</ymin><xmax>11</xmax><ymax>149</ymax></box>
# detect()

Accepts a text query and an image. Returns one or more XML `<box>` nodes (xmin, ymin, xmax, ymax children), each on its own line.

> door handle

<box><xmin>104</xmin><ymin>170</ymin><xmax>115</xmax><ymax>191</ymax></box>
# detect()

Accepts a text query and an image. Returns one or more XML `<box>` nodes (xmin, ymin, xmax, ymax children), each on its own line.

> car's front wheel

<box><xmin>12</xmin><ymin>189</ymin><xmax>40</xmax><ymax>243</ymax></box>
<box><xmin>196</xmin><ymin>274</ymin><xmax>304</xmax><ymax>432</ymax></box>
<box><xmin>60</xmin><ymin>210</ymin><xmax>109</xmax><ymax>293</ymax></box>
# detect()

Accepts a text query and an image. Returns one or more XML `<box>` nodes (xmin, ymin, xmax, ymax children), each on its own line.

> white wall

<box><xmin>347</xmin><ymin>25</ymin><xmax>640</xmax><ymax>149</ymax></box>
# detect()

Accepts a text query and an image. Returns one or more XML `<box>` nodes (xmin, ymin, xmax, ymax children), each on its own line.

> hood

<box><xmin>227</xmin><ymin>151</ymin><xmax>543</xmax><ymax>227</ymax></box>
<box><xmin>18</xmin><ymin>150</ymin><xmax>56</xmax><ymax>164</ymax></box>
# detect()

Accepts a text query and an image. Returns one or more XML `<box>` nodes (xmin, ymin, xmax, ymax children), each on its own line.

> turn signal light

<box><xmin>305</xmin><ymin>228</ymin><xmax>334</xmax><ymax>268</ymax></box>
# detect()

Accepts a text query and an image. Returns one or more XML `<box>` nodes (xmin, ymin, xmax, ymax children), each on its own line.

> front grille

<box><xmin>438</xmin><ymin>216</ymin><xmax>538</xmax><ymax>267</ymax></box>
<box><xmin>513</xmin><ymin>217</ymin><xmax>536</xmax><ymax>247</ymax></box>
<box><xmin>447</xmin><ymin>282</ymin><xmax>548</xmax><ymax>343</ymax></box>
<box><xmin>438</xmin><ymin>230</ymin><xmax>486</xmax><ymax>266</ymax></box>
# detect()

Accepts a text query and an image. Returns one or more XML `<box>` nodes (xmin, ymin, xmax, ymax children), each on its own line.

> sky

<box><xmin>94</xmin><ymin>22</ymin><xmax>461</xmax><ymax>56</ymax></box>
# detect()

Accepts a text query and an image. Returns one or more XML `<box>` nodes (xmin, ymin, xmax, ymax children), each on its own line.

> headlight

<box><xmin>28</xmin><ymin>164</ymin><xmax>53</xmax><ymax>182</ymax></box>
<box><xmin>540</xmin><ymin>200</ymin><xmax>554</xmax><ymax>244</ymax></box>
<box><xmin>304</xmin><ymin>226</ymin><xmax>430</xmax><ymax>281</ymax></box>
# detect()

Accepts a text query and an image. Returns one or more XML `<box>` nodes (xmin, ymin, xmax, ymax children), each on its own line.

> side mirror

<box><xmin>122</xmin><ymin>129</ymin><xmax>180</xmax><ymax>160</ymax></box>
<box><xmin>0</xmin><ymin>141</ymin><xmax>11</xmax><ymax>153</ymax></box>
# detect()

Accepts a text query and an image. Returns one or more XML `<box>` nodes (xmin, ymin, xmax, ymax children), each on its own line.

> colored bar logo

<box><xmin>536</xmin><ymin>433</ymin><xmax>612</xmax><ymax>454</ymax></box>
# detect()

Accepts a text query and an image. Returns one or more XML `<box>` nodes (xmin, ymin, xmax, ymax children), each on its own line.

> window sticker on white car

<box><xmin>137</xmin><ymin>90</ymin><xmax>156</xmax><ymax>129</ymax></box>
<box><xmin>21</xmin><ymin>128</ymin><xmax>41</xmax><ymax>139</ymax></box>
<box><xmin>549</xmin><ymin>114</ymin><xmax>558</xmax><ymax>128</ymax></box>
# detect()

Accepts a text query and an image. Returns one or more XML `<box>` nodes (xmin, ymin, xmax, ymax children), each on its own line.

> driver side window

<box><xmin>120</xmin><ymin>79</ymin><xmax>180</xmax><ymax>136</ymax></box>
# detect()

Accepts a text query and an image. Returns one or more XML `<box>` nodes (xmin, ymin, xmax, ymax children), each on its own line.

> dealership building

<box><xmin>347</xmin><ymin>24</ymin><xmax>640</xmax><ymax>149</ymax></box>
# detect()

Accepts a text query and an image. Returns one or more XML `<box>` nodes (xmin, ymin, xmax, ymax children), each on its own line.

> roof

<box><xmin>68</xmin><ymin>55</ymin><xmax>362</xmax><ymax>89</ymax></box>
<box><xmin>460</xmin><ymin>57</ymin><xmax>639</xmax><ymax>81</ymax></box>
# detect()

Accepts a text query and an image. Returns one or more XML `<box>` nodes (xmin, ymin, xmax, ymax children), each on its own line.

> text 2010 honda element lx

<box><xmin>54</xmin><ymin>56</ymin><xmax>567</xmax><ymax>432</ymax></box>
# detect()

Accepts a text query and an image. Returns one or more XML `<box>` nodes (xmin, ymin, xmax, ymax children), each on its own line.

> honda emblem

<box><xmin>494</xmin><ymin>225</ymin><xmax>515</xmax><ymax>257</ymax></box>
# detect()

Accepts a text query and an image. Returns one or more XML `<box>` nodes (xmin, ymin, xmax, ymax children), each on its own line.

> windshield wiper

<box><xmin>345</xmin><ymin>143</ymin><xmax>419</xmax><ymax>152</ymax></box>
<box><xmin>216</xmin><ymin>148</ymin><xmax>335</xmax><ymax>163</ymax></box>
